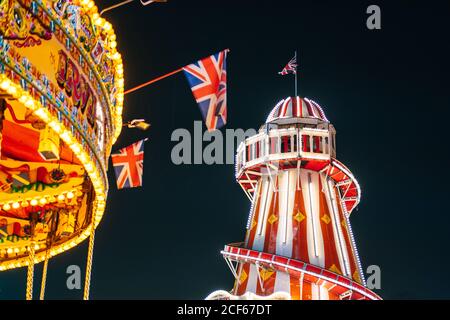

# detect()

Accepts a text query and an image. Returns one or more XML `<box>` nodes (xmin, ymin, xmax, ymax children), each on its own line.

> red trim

<box><xmin>223</xmin><ymin>244</ymin><xmax>381</xmax><ymax>300</ymax></box>
<box><xmin>5</xmin><ymin>103</ymin><xmax>32</xmax><ymax>124</ymax></box>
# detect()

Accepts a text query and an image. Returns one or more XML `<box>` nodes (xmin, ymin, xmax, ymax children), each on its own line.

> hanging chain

<box><xmin>83</xmin><ymin>220</ymin><xmax>96</xmax><ymax>300</ymax></box>
<box><xmin>39</xmin><ymin>249</ymin><xmax>50</xmax><ymax>300</ymax></box>
<box><xmin>26</xmin><ymin>242</ymin><xmax>35</xmax><ymax>300</ymax></box>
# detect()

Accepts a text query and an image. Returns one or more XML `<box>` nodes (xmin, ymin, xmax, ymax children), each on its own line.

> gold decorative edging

<box><xmin>0</xmin><ymin>75</ymin><xmax>106</xmax><ymax>271</ymax></box>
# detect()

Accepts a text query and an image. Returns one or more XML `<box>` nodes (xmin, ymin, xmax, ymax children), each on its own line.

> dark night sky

<box><xmin>1</xmin><ymin>0</ymin><xmax>450</xmax><ymax>299</ymax></box>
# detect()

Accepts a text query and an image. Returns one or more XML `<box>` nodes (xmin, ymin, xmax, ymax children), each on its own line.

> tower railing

<box><xmin>236</xmin><ymin>127</ymin><xmax>334</xmax><ymax>177</ymax></box>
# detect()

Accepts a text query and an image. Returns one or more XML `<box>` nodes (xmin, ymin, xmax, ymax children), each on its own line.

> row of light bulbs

<box><xmin>1</xmin><ymin>243</ymin><xmax>43</xmax><ymax>256</ymax></box>
<box><xmin>0</xmin><ymin>75</ymin><xmax>107</xmax><ymax>271</ymax></box>
<box><xmin>1</xmin><ymin>190</ymin><xmax>81</xmax><ymax>212</ymax></box>
<box><xmin>75</xmin><ymin>0</ymin><xmax>125</xmax><ymax>142</ymax></box>
<box><xmin>0</xmin><ymin>226</ymin><xmax>94</xmax><ymax>271</ymax></box>
<box><xmin>0</xmin><ymin>0</ymin><xmax>115</xmax><ymax>271</ymax></box>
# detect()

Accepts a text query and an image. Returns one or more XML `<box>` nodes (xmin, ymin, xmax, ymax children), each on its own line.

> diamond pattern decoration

<box><xmin>260</xmin><ymin>268</ymin><xmax>275</xmax><ymax>281</ymax></box>
<box><xmin>239</xmin><ymin>268</ymin><xmax>248</xmax><ymax>283</ymax></box>
<box><xmin>353</xmin><ymin>270</ymin><xmax>362</xmax><ymax>284</ymax></box>
<box><xmin>294</xmin><ymin>211</ymin><xmax>305</xmax><ymax>223</ymax></box>
<box><xmin>268</xmin><ymin>214</ymin><xmax>278</xmax><ymax>225</ymax></box>
<box><xmin>329</xmin><ymin>264</ymin><xmax>342</xmax><ymax>275</ymax></box>
<box><xmin>321</xmin><ymin>214</ymin><xmax>331</xmax><ymax>224</ymax></box>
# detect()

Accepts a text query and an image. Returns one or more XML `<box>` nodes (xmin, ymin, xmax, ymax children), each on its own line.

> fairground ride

<box><xmin>0</xmin><ymin>0</ymin><xmax>124</xmax><ymax>300</ymax></box>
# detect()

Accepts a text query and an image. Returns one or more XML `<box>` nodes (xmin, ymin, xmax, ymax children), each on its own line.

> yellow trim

<box><xmin>10</xmin><ymin>174</ymin><xmax>30</xmax><ymax>186</ymax></box>
<box><xmin>73</xmin><ymin>0</ymin><xmax>125</xmax><ymax>141</ymax></box>
<box><xmin>0</xmin><ymin>75</ymin><xmax>107</xmax><ymax>271</ymax></box>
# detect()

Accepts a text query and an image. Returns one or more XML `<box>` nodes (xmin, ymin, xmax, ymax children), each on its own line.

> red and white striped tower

<box><xmin>207</xmin><ymin>97</ymin><xmax>381</xmax><ymax>300</ymax></box>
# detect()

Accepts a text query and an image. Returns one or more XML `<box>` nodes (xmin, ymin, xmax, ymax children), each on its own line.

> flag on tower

<box><xmin>279</xmin><ymin>55</ymin><xmax>297</xmax><ymax>75</ymax></box>
<box><xmin>111</xmin><ymin>139</ymin><xmax>147</xmax><ymax>189</ymax></box>
<box><xmin>183</xmin><ymin>50</ymin><xmax>228</xmax><ymax>131</ymax></box>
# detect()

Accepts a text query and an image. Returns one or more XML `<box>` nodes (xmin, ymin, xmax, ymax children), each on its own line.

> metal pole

<box><xmin>100</xmin><ymin>0</ymin><xmax>135</xmax><ymax>16</ymax></box>
<box><xmin>124</xmin><ymin>68</ymin><xmax>183</xmax><ymax>95</ymax></box>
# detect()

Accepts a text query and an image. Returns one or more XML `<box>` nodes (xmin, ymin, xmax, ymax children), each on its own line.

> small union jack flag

<box><xmin>111</xmin><ymin>139</ymin><xmax>147</xmax><ymax>189</ymax></box>
<box><xmin>183</xmin><ymin>50</ymin><xmax>228</xmax><ymax>131</ymax></box>
<box><xmin>279</xmin><ymin>55</ymin><xmax>297</xmax><ymax>75</ymax></box>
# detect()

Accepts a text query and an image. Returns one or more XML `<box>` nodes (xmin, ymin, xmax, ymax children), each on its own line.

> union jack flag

<box><xmin>111</xmin><ymin>139</ymin><xmax>147</xmax><ymax>189</ymax></box>
<box><xmin>279</xmin><ymin>55</ymin><xmax>297</xmax><ymax>75</ymax></box>
<box><xmin>183</xmin><ymin>50</ymin><xmax>228</xmax><ymax>131</ymax></box>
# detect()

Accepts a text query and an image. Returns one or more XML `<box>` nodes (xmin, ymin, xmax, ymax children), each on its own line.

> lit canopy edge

<box><xmin>0</xmin><ymin>0</ymin><xmax>124</xmax><ymax>270</ymax></box>
<box><xmin>0</xmin><ymin>75</ymin><xmax>107</xmax><ymax>271</ymax></box>
<box><xmin>75</xmin><ymin>0</ymin><xmax>125</xmax><ymax>142</ymax></box>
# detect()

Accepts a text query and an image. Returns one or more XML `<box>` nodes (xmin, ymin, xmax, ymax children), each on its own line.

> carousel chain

<box><xmin>83</xmin><ymin>221</ymin><xmax>96</xmax><ymax>300</ymax></box>
<box><xmin>39</xmin><ymin>249</ymin><xmax>50</xmax><ymax>300</ymax></box>
<box><xmin>26</xmin><ymin>242</ymin><xmax>36</xmax><ymax>300</ymax></box>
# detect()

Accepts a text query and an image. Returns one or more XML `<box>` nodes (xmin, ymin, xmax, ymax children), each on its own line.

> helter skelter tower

<box><xmin>207</xmin><ymin>97</ymin><xmax>381</xmax><ymax>300</ymax></box>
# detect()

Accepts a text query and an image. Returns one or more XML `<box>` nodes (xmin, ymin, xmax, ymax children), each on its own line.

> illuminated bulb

<box><xmin>2</xmin><ymin>203</ymin><xmax>11</xmax><ymax>211</ymax></box>
<box><xmin>71</xmin><ymin>143</ymin><xmax>81</xmax><ymax>154</ymax></box>
<box><xmin>18</xmin><ymin>95</ymin><xmax>28</xmax><ymax>104</ymax></box>
<box><xmin>39</xmin><ymin>197</ymin><xmax>47</xmax><ymax>205</ymax></box>
<box><xmin>30</xmin><ymin>199</ymin><xmax>38</xmax><ymax>206</ymax></box>
<box><xmin>57</xmin><ymin>194</ymin><xmax>65</xmax><ymax>202</ymax></box>
<box><xmin>33</xmin><ymin>108</ymin><xmax>49</xmax><ymax>122</ymax></box>
<box><xmin>78</xmin><ymin>153</ymin><xmax>87</xmax><ymax>163</ymax></box>
<box><xmin>66</xmin><ymin>191</ymin><xmax>74</xmax><ymax>199</ymax></box>
<box><xmin>49</xmin><ymin>121</ymin><xmax>62</xmax><ymax>134</ymax></box>
<box><xmin>25</xmin><ymin>98</ymin><xmax>35</xmax><ymax>109</ymax></box>
<box><xmin>6</xmin><ymin>248</ymin><xmax>12</xmax><ymax>254</ymax></box>
<box><xmin>0</xmin><ymin>80</ymin><xmax>10</xmax><ymax>90</ymax></box>
<box><xmin>110</xmin><ymin>41</ymin><xmax>117</xmax><ymax>49</ymax></box>
<box><xmin>104</xmin><ymin>22</ymin><xmax>112</xmax><ymax>32</ymax></box>
<box><xmin>112</xmin><ymin>52</ymin><xmax>121</xmax><ymax>60</ymax></box>
<box><xmin>12</xmin><ymin>202</ymin><xmax>20</xmax><ymax>209</ymax></box>
<box><xmin>7</xmin><ymin>85</ymin><xmax>17</xmax><ymax>95</ymax></box>
<box><xmin>60</xmin><ymin>130</ymin><xmax>71</xmax><ymax>142</ymax></box>
<box><xmin>21</xmin><ymin>201</ymin><xmax>28</xmax><ymax>207</ymax></box>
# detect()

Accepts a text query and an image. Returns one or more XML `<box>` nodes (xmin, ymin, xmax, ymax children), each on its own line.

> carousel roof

<box><xmin>266</xmin><ymin>96</ymin><xmax>329</xmax><ymax>123</ymax></box>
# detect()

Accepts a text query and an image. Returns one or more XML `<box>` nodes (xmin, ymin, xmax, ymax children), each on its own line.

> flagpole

<box><xmin>100</xmin><ymin>0</ymin><xmax>134</xmax><ymax>16</ymax></box>
<box><xmin>294</xmin><ymin>50</ymin><xmax>298</xmax><ymax>97</ymax></box>
<box><xmin>100</xmin><ymin>0</ymin><xmax>167</xmax><ymax>16</ymax></box>
<box><xmin>124</xmin><ymin>68</ymin><xmax>183</xmax><ymax>95</ymax></box>
<box><xmin>124</xmin><ymin>49</ymin><xmax>229</xmax><ymax>95</ymax></box>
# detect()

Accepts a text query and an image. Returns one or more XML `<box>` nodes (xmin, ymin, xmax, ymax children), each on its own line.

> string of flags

<box><xmin>111</xmin><ymin>50</ymin><xmax>229</xmax><ymax>189</ymax></box>
<box><xmin>112</xmin><ymin>50</ymin><xmax>298</xmax><ymax>189</ymax></box>
<box><xmin>111</xmin><ymin>139</ymin><xmax>147</xmax><ymax>189</ymax></box>
<box><xmin>183</xmin><ymin>50</ymin><xmax>228</xmax><ymax>132</ymax></box>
